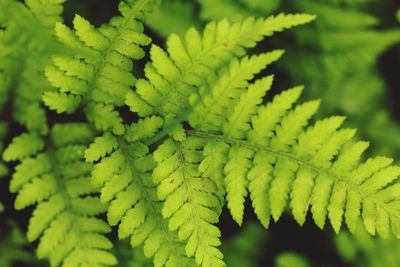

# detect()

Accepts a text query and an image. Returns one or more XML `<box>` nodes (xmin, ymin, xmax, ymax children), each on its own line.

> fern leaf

<box><xmin>4</xmin><ymin>123</ymin><xmax>117</xmax><ymax>267</ymax></box>
<box><xmin>188</xmin><ymin>52</ymin><xmax>281</xmax><ymax>132</ymax></box>
<box><xmin>126</xmin><ymin>15</ymin><xmax>315</xmax><ymax>265</ymax></box>
<box><xmin>86</xmin><ymin>132</ymin><xmax>196</xmax><ymax>267</ymax></box>
<box><xmin>0</xmin><ymin>0</ymin><xmax>66</xmax><ymax>133</ymax></box>
<box><xmin>126</xmin><ymin>14</ymin><xmax>314</xmax><ymax>123</ymax></box>
<box><xmin>44</xmin><ymin>0</ymin><xmax>155</xmax><ymax>134</ymax></box>
<box><xmin>224</xmin><ymin>145</ymin><xmax>253</xmax><ymax>225</ymax></box>
<box><xmin>187</xmin><ymin>75</ymin><xmax>400</xmax><ymax>237</ymax></box>
<box><xmin>3</xmin><ymin>133</ymin><xmax>44</xmax><ymax>161</ymax></box>
<box><xmin>153</xmin><ymin>137</ymin><xmax>224</xmax><ymax>266</ymax></box>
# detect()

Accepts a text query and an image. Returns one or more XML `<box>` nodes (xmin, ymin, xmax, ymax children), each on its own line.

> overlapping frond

<box><xmin>85</xmin><ymin>130</ymin><xmax>195</xmax><ymax>267</ymax></box>
<box><xmin>43</xmin><ymin>0</ymin><xmax>156</xmax><ymax>135</ymax></box>
<box><xmin>3</xmin><ymin>124</ymin><xmax>117</xmax><ymax>267</ymax></box>
<box><xmin>0</xmin><ymin>0</ymin><xmax>66</xmax><ymax>133</ymax></box>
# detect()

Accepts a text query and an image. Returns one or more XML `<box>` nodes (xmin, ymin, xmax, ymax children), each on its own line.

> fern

<box><xmin>119</xmin><ymin>14</ymin><xmax>314</xmax><ymax>266</ymax></box>
<box><xmin>86</xmin><ymin>131</ymin><xmax>195</xmax><ymax>267</ymax></box>
<box><xmin>3</xmin><ymin>123</ymin><xmax>117</xmax><ymax>267</ymax></box>
<box><xmin>88</xmin><ymin>10</ymin><xmax>400</xmax><ymax>265</ymax></box>
<box><xmin>126</xmin><ymin>14</ymin><xmax>314</xmax><ymax>125</ymax></box>
<box><xmin>143</xmin><ymin>0</ymin><xmax>400</xmax><ymax>160</ymax></box>
<box><xmin>43</xmin><ymin>0</ymin><xmax>156</xmax><ymax>135</ymax></box>
<box><xmin>187</xmin><ymin>101</ymin><xmax>400</xmax><ymax>238</ymax></box>
<box><xmin>0</xmin><ymin>0</ymin><xmax>65</xmax><ymax>133</ymax></box>
<box><xmin>1</xmin><ymin>1</ymin><xmax>399</xmax><ymax>266</ymax></box>
<box><xmin>124</xmin><ymin>15</ymin><xmax>400</xmax><ymax>267</ymax></box>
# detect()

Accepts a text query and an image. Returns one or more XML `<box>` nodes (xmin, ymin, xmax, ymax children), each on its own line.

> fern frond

<box><xmin>126</xmin><ymin>13</ymin><xmax>315</xmax><ymax>123</ymax></box>
<box><xmin>188</xmin><ymin>52</ymin><xmax>280</xmax><ymax>132</ymax></box>
<box><xmin>44</xmin><ymin>0</ymin><xmax>156</xmax><ymax>135</ymax></box>
<box><xmin>3</xmin><ymin>133</ymin><xmax>44</xmax><ymax>162</ymax></box>
<box><xmin>85</xmin><ymin>132</ymin><xmax>195</xmax><ymax>267</ymax></box>
<box><xmin>0</xmin><ymin>0</ymin><xmax>66</xmax><ymax>133</ymax></box>
<box><xmin>187</xmin><ymin>76</ymin><xmax>400</xmax><ymax>238</ymax></box>
<box><xmin>123</xmin><ymin>16</ymin><xmax>315</xmax><ymax>265</ymax></box>
<box><xmin>3</xmin><ymin>123</ymin><xmax>117</xmax><ymax>267</ymax></box>
<box><xmin>153</xmin><ymin>137</ymin><xmax>224</xmax><ymax>267</ymax></box>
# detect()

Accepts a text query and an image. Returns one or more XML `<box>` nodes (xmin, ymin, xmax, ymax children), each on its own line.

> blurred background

<box><xmin>1</xmin><ymin>0</ymin><xmax>400</xmax><ymax>266</ymax></box>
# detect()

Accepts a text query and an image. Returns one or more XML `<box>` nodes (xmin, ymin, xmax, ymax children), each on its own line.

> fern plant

<box><xmin>43</xmin><ymin>0</ymin><xmax>156</xmax><ymax>134</ymax></box>
<box><xmin>144</xmin><ymin>0</ymin><xmax>400</xmax><ymax>158</ymax></box>
<box><xmin>1</xmin><ymin>0</ymin><xmax>400</xmax><ymax>267</ymax></box>
<box><xmin>3</xmin><ymin>123</ymin><xmax>117</xmax><ymax>266</ymax></box>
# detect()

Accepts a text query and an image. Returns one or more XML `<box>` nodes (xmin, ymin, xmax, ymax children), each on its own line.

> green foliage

<box><xmin>0</xmin><ymin>0</ymin><xmax>66</xmax><ymax>133</ymax></box>
<box><xmin>114</xmin><ymin>240</ymin><xmax>153</xmax><ymax>267</ymax></box>
<box><xmin>144</xmin><ymin>0</ymin><xmax>400</xmax><ymax>158</ymax></box>
<box><xmin>278</xmin><ymin>0</ymin><xmax>400</xmax><ymax>158</ymax></box>
<box><xmin>0</xmin><ymin>223</ymin><xmax>44</xmax><ymax>267</ymax></box>
<box><xmin>122</xmin><ymin>13</ymin><xmax>314</xmax><ymax>266</ymax></box>
<box><xmin>275</xmin><ymin>252</ymin><xmax>310</xmax><ymax>267</ymax></box>
<box><xmin>126</xmin><ymin>14</ymin><xmax>314</xmax><ymax>120</ymax></box>
<box><xmin>197</xmin><ymin>0</ymin><xmax>281</xmax><ymax>22</ymax></box>
<box><xmin>1</xmin><ymin>0</ymin><xmax>400</xmax><ymax>267</ymax></box>
<box><xmin>336</xmin><ymin>225</ymin><xmax>400</xmax><ymax>267</ymax></box>
<box><xmin>0</xmin><ymin>123</ymin><xmax>7</xmax><ymax>178</ymax></box>
<box><xmin>3</xmin><ymin>123</ymin><xmax>117</xmax><ymax>267</ymax></box>
<box><xmin>145</xmin><ymin>0</ymin><xmax>200</xmax><ymax>37</ymax></box>
<box><xmin>284</xmin><ymin>0</ymin><xmax>400</xmax><ymax>138</ymax></box>
<box><xmin>43</xmin><ymin>0</ymin><xmax>156</xmax><ymax>135</ymax></box>
<box><xmin>221</xmin><ymin>223</ymin><xmax>266</xmax><ymax>267</ymax></box>
<box><xmin>86</xmin><ymin>131</ymin><xmax>193</xmax><ymax>267</ymax></box>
